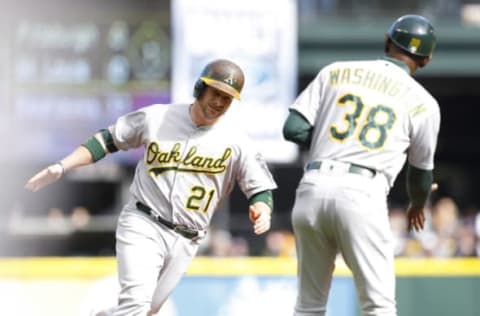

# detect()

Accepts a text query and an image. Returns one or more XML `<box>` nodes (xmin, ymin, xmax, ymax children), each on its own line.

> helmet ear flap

<box><xmin>193</xmin><ymin>79</ymin><xmax>206</xmax><ymax>98</ymax></box>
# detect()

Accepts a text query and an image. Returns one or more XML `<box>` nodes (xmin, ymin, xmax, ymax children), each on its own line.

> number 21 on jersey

<box><xmin>186</xmin><ymin>186</ymin><xmax>215</xmax><ymax>213</ymax></box>
<box><xmin>329</xmin><ymin>93</ymin><xmax>396</xmax><ymax>150</ymax></box>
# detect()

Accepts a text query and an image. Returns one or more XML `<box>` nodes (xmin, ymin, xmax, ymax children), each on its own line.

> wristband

<box><xmin>55</xmin><ymin>161</ymin><xmax>65</xmax><ymax>176</ymax></box>
<box><xmin>249</xmin><ymin>190</ymin><xmax>273</xmax><ymax>211</ymax></box>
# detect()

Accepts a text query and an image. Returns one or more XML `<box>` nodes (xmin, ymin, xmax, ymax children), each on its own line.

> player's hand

<box><xmin>24</xmin><ymin>163</ymin><xmax>64</xmax><ymax>192</ymax></box>
<box><xmin>249</xmin><ymin>202</ymin><xmax>272</xmax><ymax>235</ymax></box>
<box><xmin>406</xmin><ymin>205</ymin><xmax>426</xmax><ymax>232</ymax></box>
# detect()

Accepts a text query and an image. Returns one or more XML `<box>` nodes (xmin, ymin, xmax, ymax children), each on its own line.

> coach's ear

<box><xmin>418</xmin><ymin>56</ymin><xmax>431</xmax><ymax>68</ymax></box>
<box><xmin>384</xmin><ymin>34</ymin><xmax>391</xmax><ymax>54</ymax></box>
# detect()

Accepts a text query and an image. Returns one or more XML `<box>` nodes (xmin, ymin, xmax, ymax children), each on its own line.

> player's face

<box><xmin>197</xmin><ymin>86</ymin><xmax>234</xmax><ymax>122</ymax></box>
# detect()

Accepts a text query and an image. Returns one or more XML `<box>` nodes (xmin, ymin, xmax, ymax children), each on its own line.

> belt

<box><xmin>305</xmin><ymin>160</ymin><xmax>376</xmax><ymax>178</ymax></box>
<box><xmin>135</xmin><ymin>202</ymin><xmax>205</xmax><ymax>240</ymax></box>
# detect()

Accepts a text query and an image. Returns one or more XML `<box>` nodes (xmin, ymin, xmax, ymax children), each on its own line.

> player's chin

<box><xmin>208</xmin><ymin>105</ymin><xmax>226</xmax><ymax>116</ymax></box>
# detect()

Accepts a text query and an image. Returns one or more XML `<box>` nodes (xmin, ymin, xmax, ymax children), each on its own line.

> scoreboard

<box><xmin>3</xmin><ymin>0</ymin><xmax>171</xmax><ymax>165</ymax></box>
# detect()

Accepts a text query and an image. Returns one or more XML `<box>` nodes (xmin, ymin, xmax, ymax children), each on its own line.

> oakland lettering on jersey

<box><xmin>182</xmin><ymin>146</ymin><xmax>232</xmax><ymax>170</ymax></box>
<box><xmin>146</xmin><ymin>142</ymin><xmax>232</xmax><ymax>175</ymax></box>
<box><xmin>146</xmin><ymin>142</ymin><xmax>182</xmax><ymax>164</ymax></box>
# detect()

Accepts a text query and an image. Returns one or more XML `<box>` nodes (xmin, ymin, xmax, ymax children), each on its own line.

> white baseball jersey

<box><xmin>111</xmin><ymin>103</ymin><xmax>277</xmax><ymax>230</ymax></box>
<box><xmin>290</xmin><ymin>58</ymin><xmax>440</xmax><ymax>187</ymax></box>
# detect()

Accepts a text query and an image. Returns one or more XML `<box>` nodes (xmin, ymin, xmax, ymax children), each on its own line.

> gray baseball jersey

<box><xmin>95</xmin><ymin>103</ymin><xmax>277</xmax><ymax>316</ymax></box>
<box><xmin>112</xmin><ymin>103</ymin><xmax>277</xmax><ymax>230</ymax></box>
<box><xmin>291</xmin><ymin>59</ymin><xmax>440</xmax><ymax>187</ymax></box>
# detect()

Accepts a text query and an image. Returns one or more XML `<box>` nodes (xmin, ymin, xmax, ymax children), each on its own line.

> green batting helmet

<box><xmin>193</xmin><ymin>59</ymin><xmax>245</xmax><ymax>100</ymax></box>
<box><xmin>387</xmin><ymin>15</ymin><xmax>436</xmax><ymax>57</ymax></box>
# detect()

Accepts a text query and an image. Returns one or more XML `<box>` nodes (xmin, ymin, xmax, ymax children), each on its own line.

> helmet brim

<box><xmin>201</xmin><ymin>77</ymin><xmax>241</xmax><ymax>100</ymax></box>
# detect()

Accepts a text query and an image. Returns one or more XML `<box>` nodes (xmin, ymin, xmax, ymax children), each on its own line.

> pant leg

<box><xmin>109</xmin><ymin>210</ymin><xmax>169</xmax><ymax>316</ymax></box>
<box><xmin>334</xmin><ymin>174</ymin><xmax>396</xmax><ymax>316</ymax></box>
<box><xmin>291</xmin><ymin>174</ymin><xmax>338</xmax><ymax>316</ymax></box>
<box><xmin>149</xmin><ymin>236</ymin><xmax>199</xmax><ymax>314</ymax></box>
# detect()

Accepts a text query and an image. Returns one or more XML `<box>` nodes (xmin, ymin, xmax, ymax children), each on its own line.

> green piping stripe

<box><xmin>100</xmin><ymin>129</ymin><xmax>118</xmax><ymax>153</ymax></box>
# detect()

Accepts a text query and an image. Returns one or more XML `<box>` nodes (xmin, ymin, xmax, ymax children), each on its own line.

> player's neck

<box><xmin>385</xmin><ymin>53</ymin><xmax>417</xmax><ymax>75</ymax></box>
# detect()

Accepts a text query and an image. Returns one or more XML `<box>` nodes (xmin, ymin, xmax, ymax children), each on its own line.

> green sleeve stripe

<box><xmin>249</xmin><ymin>190</ymin><xmax>273</xmax><ymax>210</ymax></box>
<box><xmin>100</xmin><ymin>129</ymin><xmax>119</xmax><ymax>153</ymax></box>
<box><xmin>406</xmin><ymin>164</ymin><xmax>433</xmax><ymax>208</ymax></box>
<box><xmin>82</xmin><ymin>136</ymin><xmax>106</xmax><ymax>162</ymax></box>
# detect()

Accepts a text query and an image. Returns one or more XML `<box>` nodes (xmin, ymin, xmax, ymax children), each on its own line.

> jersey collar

<box><xmin>382</xmin><ymin>56</ymin><xmax>410</xmax><ymax>74</ymax></box>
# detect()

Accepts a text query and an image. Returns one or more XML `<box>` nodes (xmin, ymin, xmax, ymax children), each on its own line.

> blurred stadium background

<box><xmin>1</xmin><ymin>0</ymin><xmax>480</xmax><ymax>315</ymax></box>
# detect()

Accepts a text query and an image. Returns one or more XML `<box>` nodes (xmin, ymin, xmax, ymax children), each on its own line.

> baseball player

<box><xmin>25</xmin><ymin>59</ymin><xmax>277</xmax><ymax>316</ymax></box>
<box><xmin>283</xmin><ymin>15</ymin><xmax>440</xmax><ymax>315</ymax></box>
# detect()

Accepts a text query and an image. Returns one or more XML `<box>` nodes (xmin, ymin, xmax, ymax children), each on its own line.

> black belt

<box><xmin>135</xmin><ymin>202</ymin><xmax>205</xmax><ymax>240</ymax></box>
<box><xmin>305</xmin><ymin>161</ymin><xmax>376</xmax><ymax>178</ymax></box>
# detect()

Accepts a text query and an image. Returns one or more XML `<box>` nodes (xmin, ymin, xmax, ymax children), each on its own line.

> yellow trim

<box><xmin>0</xmin><ymin>257</ymin><xmax>116</xmax><ymax>280</ymax></box>
<box><xmin>1</xmin><ymin>257</ymin><xmax>480</xmax><ymax>279</ymax></box>
<box><xmin>200</xmin><ymin>77</ymin><xmax>241</xmax><ymax>100</ymax></box>
<box><xmin>394</xmin><ymin>258</ymin><xmax>480</xmax><ymax>276</ymax></box>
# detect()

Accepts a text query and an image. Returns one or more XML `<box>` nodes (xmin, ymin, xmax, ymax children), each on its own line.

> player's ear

<box><xmin>384</xmin><ymin>34</ymin><xmax>391</xmax><ymax>54</ymax></box>
<box><xmin>193</xmin><ymin>79</ymin><xmax>206</xmax><ymax>99</ymax></box>
<box><xmin>418</xmin><ymin>56</ymin><xmax>431</xmax><ymax>68</ymax></box>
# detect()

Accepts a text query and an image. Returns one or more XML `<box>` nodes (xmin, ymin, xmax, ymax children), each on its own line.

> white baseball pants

<box><xmin>97</xmin><ymin>202</ymin><xmax>199</xmax><ymax>316</ymax></box>
<box><xmin>292</xmin><ymin>169</ymin><xmax>396</xmax><ymax>316</ymax></box>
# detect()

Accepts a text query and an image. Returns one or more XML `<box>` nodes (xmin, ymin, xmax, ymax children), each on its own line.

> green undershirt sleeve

<box><xmin>406</xmin><ymin>164</ymin><xmax>433</xmax><ymax>208</ymax></box>
<box><xmin>282</xmin><ymin>109</ymin><xmax>313</xmax><ymax>148</ymax></box>
<box><xmin>249</xmin><ymin>190</ymin><xmax>273</xmax><ymax>210</ymax></box>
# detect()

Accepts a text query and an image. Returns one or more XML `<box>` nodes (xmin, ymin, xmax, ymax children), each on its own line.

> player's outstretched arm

<box><xmin>24</xmin><ymin>127</ymin><xmax>119</xmax><ymax>192</ymax></box>
<box><xmin>24</xmin><ymin>146</ymin><xmax>94</xmax><ymax>192</ymax></box>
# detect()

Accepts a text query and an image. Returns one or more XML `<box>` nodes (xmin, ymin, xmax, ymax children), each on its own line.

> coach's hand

<box><xmin>249</xmin><ymin>202</ymin><xmax>272</xmax><ymax>235</ymax></box>
<box><xmin>24</xmin><ymin>163</ymin><xmax>64</xmax><ymax>192</ymax></box>
<box><xmin>406</xmin><ymin>182</ymin><xmax>439</xmax><ymax>232</ymax></box>
<box><xmin>406</xmin><ymin>205</ymin><xmax>426</xmax><ymax>232</ymax></box>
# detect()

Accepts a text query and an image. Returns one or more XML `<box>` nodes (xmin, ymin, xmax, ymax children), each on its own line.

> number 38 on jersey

<box><xmin>329</xmin><ymin>93</ymin><xmax>396</xmax><ymax>150</ymax></box>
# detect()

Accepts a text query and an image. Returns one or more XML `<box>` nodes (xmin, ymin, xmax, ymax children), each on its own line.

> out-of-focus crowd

<box><xmin>199</xmin><ymin>197</ymin><xmax>480</xmax><ymax>258</ymax></box>
<box><xmin>390</xmin><ymin>197</ymin><xmax>479</xmax><ymax>257</ymax></box>
<box><xmin>13</xmin><ymin>193</ymin><xmax>479</xmax><ymax>258</ymax></box>
<box><xmin>198</xmin><ymin>228</ymin><xmax>297</xmax><ymax>257</ymax></box>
